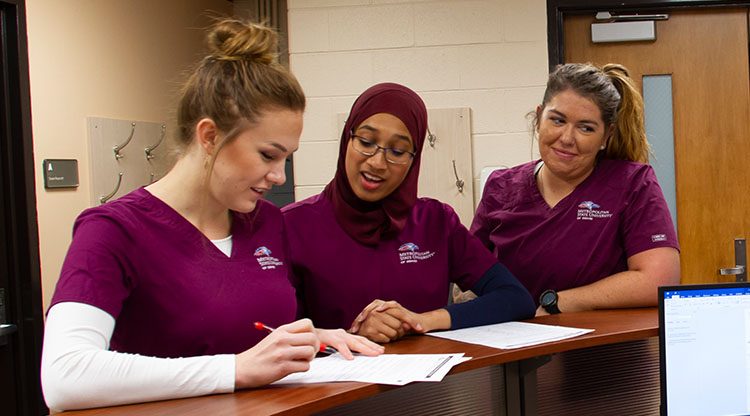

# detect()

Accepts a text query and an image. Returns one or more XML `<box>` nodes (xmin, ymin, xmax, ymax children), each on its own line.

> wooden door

<box><xmin>564</xmin><ymin>8</ymin><xmax>750</xmax><ymax>284</ymax></box>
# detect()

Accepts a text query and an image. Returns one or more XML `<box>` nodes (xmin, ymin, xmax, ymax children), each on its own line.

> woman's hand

<box><xmin>350</xmin><ymin>301</ymin><xmax>427</xmax><ymax>343</ymax></box>
<box><xmin>348</xmin><ymin>299</ymin><xmax>388</xmax><ymax>333</ymax></box>
<box><xmin>314</xmin><ymin>328</ymin><xmax>385</xmax><ymax>359</ymax></box>
<box><xmin>349</xmin><ymin>300</ymin><xmax>423</xmax><ymax>333</ymax></box>
<box><xmin>452</xmin><ymin>286</ymin><xmax>477</xmax><ymax>304</ymax></box>
<box><xmin>234</xmin><ymin>318</ymin><xmax>319</xmax><ymax>389</ymax></box>
<box><xmin>535</xmin><ymin>305</ymin><xmax>549</xmax><ymax>317</ymax></box>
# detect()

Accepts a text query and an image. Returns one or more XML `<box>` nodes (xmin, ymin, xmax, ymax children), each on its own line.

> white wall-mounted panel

<box><xmin>419</xmin><ymin>108</ymin><xmax>475</xmax><ymax>225</ymax></box>
<box><xmin>591</xmin><ymin>21</ymin><xmax>656</xmax><ymax>43</ymax></box>
<box><xmin>87</xmin><ymin>117</ymin><xmax>168</xmax><ymax>206</ymax></box>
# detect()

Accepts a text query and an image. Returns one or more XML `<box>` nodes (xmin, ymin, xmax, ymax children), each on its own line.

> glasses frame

<box><xmin>349</xmin><ymin>131</ymin><xmax>416</xmax><ymax>165</ymax></box>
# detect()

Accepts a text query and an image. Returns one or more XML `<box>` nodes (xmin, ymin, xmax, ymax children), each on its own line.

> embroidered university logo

<box><xmin>254</xmin><ymin>246</ymin><xmax>272</xmax><ymax>257</ymax></box>
<box><xmin>576</xmin><ymin>200</ymin><xmax>612</xmax><ymax>221</ymax></box>
<box><xmin>398</xmin><ymin>242</ymin><xmax>435</xmax><ymax>264</ymax></box>
<box><xmin>578</xmin><ymin>201</ymin><xmax>600</xmax><ymax>210</ymax></box>
<box><xmin>398</xmin><ymin>242</ymin><xmax>419</xmax><ymax>252</ymax></box>
<box><xmin>253</xmin><ymin>246</ymin><xmax>283</xmax><ymax>270</ymax></box>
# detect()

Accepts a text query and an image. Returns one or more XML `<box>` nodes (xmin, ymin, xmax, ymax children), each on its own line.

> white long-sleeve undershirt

<box><xmin>41</xmin><ymin>302</ymin><xmax>236</xmax><ymax>411</ymax></box>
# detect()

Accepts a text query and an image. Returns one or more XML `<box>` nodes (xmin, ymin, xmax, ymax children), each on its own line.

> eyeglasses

<box><xmin>349</xmin><ymin>132</ymin><xmax>416</xmax><ymax>165</ymax></box>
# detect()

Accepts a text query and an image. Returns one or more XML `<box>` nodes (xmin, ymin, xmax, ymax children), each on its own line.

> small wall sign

<box><xmin>43</xmin><ymin>159</ymin><xmax>79</xmax><ymax>189</ymax></box>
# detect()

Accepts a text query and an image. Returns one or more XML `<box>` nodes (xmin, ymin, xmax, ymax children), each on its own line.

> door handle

<box><xmin>0</xmin><ymin>323</ymin><xmax>17</xmax><ymax>336</ymax></box>
<box><xmin>719</xmin><ymin>265</ymin><xmax>746</xmax><ymax>275</ymax></box>
<box><xmin>718</xmin><ymin>238</ymin><xmax>747</xmax><ymax>282</ymax></box>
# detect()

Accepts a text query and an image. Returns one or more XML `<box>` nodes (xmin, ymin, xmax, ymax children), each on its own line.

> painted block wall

<box><xmin>287</xmin><ymin>0</ymin><xmax>548</xmax><ymax>204</ymax></box>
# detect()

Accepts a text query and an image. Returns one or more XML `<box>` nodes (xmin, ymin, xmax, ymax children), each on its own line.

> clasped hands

<box><xmin>348</xmin><ymin>299</ymin><xmax>430</xmax><ymax>343</ymax></box>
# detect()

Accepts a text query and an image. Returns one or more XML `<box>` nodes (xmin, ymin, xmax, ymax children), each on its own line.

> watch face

<box><xmin>541</xmin><ymin>291</ymin><xmax>556</xmax><ymax>306</ymax></box>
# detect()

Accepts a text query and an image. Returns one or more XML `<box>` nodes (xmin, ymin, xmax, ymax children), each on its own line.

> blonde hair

<box><xmin>177</xmin><ymin>18</ymin><xmax>305</xmax><ymax>153</ymax></box>
<box><xmin>532</xmin><ymin>62</ymin><xmax>649</xmax><ymax>163</ymax></box>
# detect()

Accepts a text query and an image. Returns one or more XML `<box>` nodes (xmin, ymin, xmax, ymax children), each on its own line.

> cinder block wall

<box><xmin>287</xmin><ymin>0</ymin><xmax>549</xmax><ymax>207</ymax></box>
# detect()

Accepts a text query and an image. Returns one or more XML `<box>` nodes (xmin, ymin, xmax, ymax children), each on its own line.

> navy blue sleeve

<box><xmin>444</xmin><ymin>263</ymin><xmax>535</xmax><ymax>329</ymax></box>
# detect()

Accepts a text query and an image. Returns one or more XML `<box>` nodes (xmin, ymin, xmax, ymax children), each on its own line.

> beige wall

<box><xmin>286</xmin><ymin>0</ymin><xmax>548</xmax><ymax>202</ymax></box>
<box><xmin>26</xmin><ymin>0</ymin><xmax>233</xmax><ymax>311</ymax></box>
<box><xmin>25</xmin><ymin>0</ymin><xmax>549</xmax><ymax>312</ymax></box>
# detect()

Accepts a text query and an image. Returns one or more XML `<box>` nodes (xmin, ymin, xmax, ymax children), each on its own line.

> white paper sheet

<box><xmin>427</xmin><ymin>321</ymin><xmax>594</xmax><ymax>349</ymax></box>
<box><xmin>272</xmin><ymin>353</ymin><xmax>469</xmax><ymax>386</ymax></box>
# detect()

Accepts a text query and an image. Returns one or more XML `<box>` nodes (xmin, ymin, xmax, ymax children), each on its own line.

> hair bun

<box><xmin>207</xmin><ymin>19</ymin><xmax>278</xmax><ymax>64</ymax></box>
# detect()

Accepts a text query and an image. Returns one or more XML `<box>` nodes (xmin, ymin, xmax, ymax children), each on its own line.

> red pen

<box><xmin>253</xmin><ymin>322</ymin><xmax>337</xmax><ymax>355</ymax></box>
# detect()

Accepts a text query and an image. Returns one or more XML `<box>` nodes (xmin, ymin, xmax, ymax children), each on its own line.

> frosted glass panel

<box><xmin>643</xmin><ymin>75</ymin><xmax>677</xmax><ymax>229</ymax></box>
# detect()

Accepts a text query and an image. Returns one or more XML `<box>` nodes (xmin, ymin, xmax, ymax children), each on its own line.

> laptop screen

<box><xmin>659</xmin><ymin>283</ymin><xmax>750</xmax><ymax>416</ymax></box>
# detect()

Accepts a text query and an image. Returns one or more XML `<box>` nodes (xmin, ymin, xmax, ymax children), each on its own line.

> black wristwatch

<box><xmin>539</xmin><ymin>289</ymin><xmax>561</xmax><ymax>314</ymax></box>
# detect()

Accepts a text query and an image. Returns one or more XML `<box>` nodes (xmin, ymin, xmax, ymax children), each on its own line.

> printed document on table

<box><xmin>427</xmin><ymin>321</ymin><xmax>594</xmax><ymax>349</ymax></box>
<box><xmin>273</xmin><ymin>353</ymin><xmax>468</xmax><ymax>386</ymax></box>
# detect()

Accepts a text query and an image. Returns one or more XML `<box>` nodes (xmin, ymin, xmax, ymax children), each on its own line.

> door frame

<box><xmin>547</xmin><ymin>0</ymin><xmax>750</xmax><ymax>69</ymax></box>
<box><xmin>0</xmin><ymin>0</ymin><xmax>46</xmax><ymax>414</ymax></box>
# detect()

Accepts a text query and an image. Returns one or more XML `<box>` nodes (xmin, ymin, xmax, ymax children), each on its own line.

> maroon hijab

<box><xmin>322</xmin><ymin>83</ymin><xmax>427</xmax><ymax>246</ymax></box>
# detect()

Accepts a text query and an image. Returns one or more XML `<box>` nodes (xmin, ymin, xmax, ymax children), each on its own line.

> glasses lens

<box><xmin>352</xmin><ymin>136</ymin><xmax>376</xmax><ymax>156</ymax></box>
<box><xmin>385</xmin><ymin>149</ymin><xmax>412</xmax><ymax>164</ymax></box>
<box><xmin>351</xmin><ymin>135</ymin><xmax>413</xmax><ymax>164</ymax></box>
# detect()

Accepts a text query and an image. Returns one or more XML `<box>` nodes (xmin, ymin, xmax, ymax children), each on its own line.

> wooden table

<box><xmin>60</xmin><ymin>308</ymin><xmax>658</xmax><ymax>416</ymax></box>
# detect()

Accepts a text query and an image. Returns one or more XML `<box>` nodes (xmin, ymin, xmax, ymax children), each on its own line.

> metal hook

<box><xmin>145</xmin><ymin>124</ymin><xmax>166</xmax><ymax>161</ymax></box>
<box><xmin>452</xmin><ymin>160</ymin><xmax>464</xmax><ymax>194</ymax></box>
<box><xmin>114</xmin><ymin>123</ymin><xmax>136</xmax><ymax>160</ymax></box>
<box><xmin>100</xmin><ymin>172</ymin><xmax>123</xmax><ymax>204</ymax></box>
<box><xmin>426</xmin><ymin>127</ymin><xmax>437</xmax><ymax>148</ymax></box>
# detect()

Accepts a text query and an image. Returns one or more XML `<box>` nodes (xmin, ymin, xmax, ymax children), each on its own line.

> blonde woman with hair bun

<box><xmin>471</xmin><ymin>62</ymin><xmax>680</xmax><ymax>316</ymax></box>
<box><xmin>40</xmin><ymin>18</ymin><xmax>382</xmax><ymax>411</ymax></box>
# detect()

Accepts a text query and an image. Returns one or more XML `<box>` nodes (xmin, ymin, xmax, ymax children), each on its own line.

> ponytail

<box><xmin>602</xmin><ymin>64</ymin><xmax>649</xmax><ymax>163</ymax></box>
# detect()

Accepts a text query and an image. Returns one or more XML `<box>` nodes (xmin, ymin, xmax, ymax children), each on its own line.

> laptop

<box><xmin>659</xmin><ymin>283</ymin><xmax>750</xmax><ymax>416</ymax></box>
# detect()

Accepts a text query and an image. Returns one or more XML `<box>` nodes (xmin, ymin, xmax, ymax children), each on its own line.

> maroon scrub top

<box><xmin>283</xmin><ymin>195</ymin><xmax>496</xmax><ymax>329</ymax></box>
<box><xmin>51</xmin><ymin>188</ymin><xmax>297</xmax><ymax>358</ymax></box>
<box><xmin>471</xmin><ymin>159</ymin><xmax>679</xmax><ymax>302</ymax></box>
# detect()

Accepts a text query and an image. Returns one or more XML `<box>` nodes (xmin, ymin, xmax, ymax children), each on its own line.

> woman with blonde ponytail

<box><xmin>601</xmin><ymin>63</ymin><xmax>650</xmax><ymax>163</ymax></box>
<box><xmin>471</xmin><ymin>62</ymin><xmax>680</xmax><ymax>316</ymax></box>
<box><xmin>40</xmin><ymin>19</ymin><xmax>382</xmax><ymax>411</ymax></box>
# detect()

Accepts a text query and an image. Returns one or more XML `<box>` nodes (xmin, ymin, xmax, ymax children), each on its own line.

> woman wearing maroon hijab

<box><xmin>283</xmin><ymin>83</ymin><xmax>534</xmax><ymax>343</ymax></box>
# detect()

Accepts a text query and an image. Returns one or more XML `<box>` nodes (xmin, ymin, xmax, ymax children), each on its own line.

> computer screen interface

<box><xmin>659</xmin><ymin>283</ymin><xmax>750</xmax><ymax>416</ymax></box>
